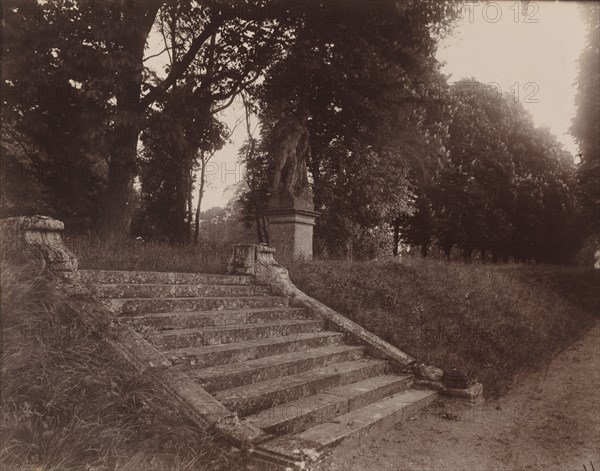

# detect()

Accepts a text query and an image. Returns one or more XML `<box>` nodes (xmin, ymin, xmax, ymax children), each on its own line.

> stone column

<box><xmin>0</xmin><ymin>215</ymin><xmax>78</xmax><ymax>278</ymax></box>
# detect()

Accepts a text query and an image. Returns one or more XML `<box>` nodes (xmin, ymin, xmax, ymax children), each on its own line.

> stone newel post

<box><xmin>0</xmin><ymin>215</ymin><xmax>78</xmax><ymax>277</ymax></box>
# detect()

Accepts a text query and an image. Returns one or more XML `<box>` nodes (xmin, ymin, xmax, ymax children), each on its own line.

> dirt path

<box><xmin>328</xmin><ymin>322</ymin><xmax>600</xmax><ymax>471</ymax></box>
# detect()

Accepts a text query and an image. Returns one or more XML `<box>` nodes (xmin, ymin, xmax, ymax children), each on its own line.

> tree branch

<box><xmin>211</xmin><ymin>93</ymin><xmax>238</xmax><ymax>114</ymax></box>
<box><xmin>144</xmin><ymin>46</ymin><xmax>170</xmax><ymax>63</ymax></box>
<box><xmin>140</xmin><ymin>17</ymin><xmax>223</xmax><ymax>110</ymax></box>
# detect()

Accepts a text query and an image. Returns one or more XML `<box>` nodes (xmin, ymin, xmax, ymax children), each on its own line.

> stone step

<box><xmin>92</xmin><ymin>283</ymin><xmax>272</xmax><ymax>299</ymax></box>
<box><xmin>215</xmin><ymin>359</ymin><xmax>389</xmax><ymax>417</ymax></box>
<box><xmin>127</xmin><ymin>307</ymin><xmax>310</xmax><ymax>330</ymax></box>
<box><xmin>150</xmin><ymin>319</ymin><xmax>325</xmax><ymax>349</ymax></box>
<box><xmin>246</xmin><ymin>374</ymin><xmax>413</xmax><ymax>436</ymax></box>
<box><xmin>260</xmin><ymin>388</ymin><xmax>437</xmax><ymax>456</ymax></box>
<box><xmin>78</xmin><ymin>269</ymin><xmax>253</xmax><ymax>286</ymax></box>
<box><xmin>189</xmin><ymin>345</ymin><xmax>366</xmax><ymax>393</ymax></box>
<box><xmin>167</xmin><ymin>331</ymin><xmax>347</xmax><ymax>369</ymax></box>
<box><xmin>105</xmin><ymin>295</ymin><xmax>289</xmax><ymax>315</ymax></box>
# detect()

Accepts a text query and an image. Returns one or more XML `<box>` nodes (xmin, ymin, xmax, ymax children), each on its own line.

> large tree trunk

<box><xmin>187</xmin><ymin>182</ymin><xmax>193</xmax><ymax>238</ymax></box>
<box><xmin>100</xmin><ymin>119</ymin><xmax>141</xmax><ymax>243</ymax></box>
<box><xmin>174</xmin><ymin>157</ymin><xmax>188</xmax><ymax>244</ymax></box>
<box><xmin>99</xmin><ymin>1</ymin><xmax>160</xmax><ymax>243</ymax></box>
<box><xmin>194</xmin><ymin>158</ymin><xmax>207</xmax><ymax>244</ymax></box>
<box><xmin>308</xmin><ymin>139</ymin><xmax>322</xmax><ymax>209</ymax></box>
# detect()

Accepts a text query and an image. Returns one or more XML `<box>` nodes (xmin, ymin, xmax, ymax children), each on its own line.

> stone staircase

<box><xmin>79</xmin><ymin>269</ymin><xmax>437</xmax><ymax>466</ymax></box>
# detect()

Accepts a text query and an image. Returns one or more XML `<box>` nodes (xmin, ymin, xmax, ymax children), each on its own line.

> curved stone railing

<box><xmin>229</xmin><ymin>243</ymin><xmax>483</xmax><ymax>400</ymax></box>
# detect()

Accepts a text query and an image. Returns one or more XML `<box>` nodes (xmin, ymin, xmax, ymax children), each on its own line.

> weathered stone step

<box><xmin>189</xmin><ymin>345</ymin><xmax>366</xmax><ymax>393</ymax></box>
<box><xmin>150</xmin><ymin>319</ymin><xmax>324</xmax><ymax>349</ymax></box>
<box><xmin>215</xmin><ymin>359</ymin><xmax>389</xmax><ymax>417</ymax></box>
<box><xmin>260</xmin><ymin>388</ymin><xmax>437</xmax><ymax>457</ymax></box>
<box><xmin>78</xmin><ymin>269</ymin><xmax>253</xmax><ymax>286</ymax></box>
<box><xmin>105</xmin><ymin>295</ymin><xmax>289</xmax><ymax>315</ymax></box>
<box><xmin>128</xmin><ymin>307</ymin><xmax>310</xmax><ymax>330</ymax></box>
<box><xmin>246</xmin><ymin>374</ymin><xmax>412</xmax><ymax>436</ymax></box>
<box><xmin>92</xmin><ymin>283</ymin><xmax>271</xmax><ymax>299</ymax></box>
<box><xmin>167</xmin><ymin>331</ymin><xmax>347</xmax><ymax>369</ymax></box>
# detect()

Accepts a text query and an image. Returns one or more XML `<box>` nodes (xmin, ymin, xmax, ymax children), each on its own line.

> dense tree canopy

<box><xmin>401</xmin><ymin>80</ymin><xmax>578</xmax><ymax>263</ymax></box>
<box><xmin>2</xmin><ymin>1</ymin><xmax>597</xmax><ymax>265</ymax></box>
<box><xmin>2</xmin><ymin>0</ymin><xmax>292</xmax><ymax>240</ymax></box>
<box><xmin>572</xmin><ymin>2</ymin><xmax>600</xmax><ymax>236</ymax></box>
<box><xmin>238</xmin><ymin>1</ymin><xmax>458</xmax><ymax>257</ymax></box>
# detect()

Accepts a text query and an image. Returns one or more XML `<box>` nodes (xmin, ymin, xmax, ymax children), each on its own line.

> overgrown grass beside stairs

<box><xmin>287</xmin><ymin>257</ymin><xmax>599</xmax><ymax>398</ymax></box>
<box><xmin>0</xmin><ymin>262</ymin><xmax>240</xmax><ymax>471</ymax></box>
<box><xmin>64</xmin><ymin>235</ymin><xmax>230</xmax><ymax>273</ymax></box>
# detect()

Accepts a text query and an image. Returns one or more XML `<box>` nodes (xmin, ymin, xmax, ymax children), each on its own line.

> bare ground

<box><xmin>328</xmin><ymin>322</ymin><xmax>600</xmax><ymax>471</ymax></box>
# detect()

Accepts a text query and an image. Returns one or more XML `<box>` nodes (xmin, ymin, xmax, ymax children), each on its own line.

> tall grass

<box><xmin>64</xmin><ymin>235</ymin><xmax>231</xmax><ymax>273</ymax></box>
<box><xmin>0</xmin><ymin>262</ymin><xmax>239</xmax><ymax>470</ymax></box>
<box><xmin>288</xmin><ymin>257</ymin><xmax>599</xmax><ymax>398</ymax></box>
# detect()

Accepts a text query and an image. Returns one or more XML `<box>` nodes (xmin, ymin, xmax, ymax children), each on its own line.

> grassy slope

<box><xmin>287</xmin><ymin>257</ymin><xmax>599</xmax><ymax>398</ymax></box>
<box><xmin>0</xmin><ymin>262</ymin><xmax>239</xmax><ymax>471</ymax></box>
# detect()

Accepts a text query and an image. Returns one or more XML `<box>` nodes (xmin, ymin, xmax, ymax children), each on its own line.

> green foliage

<box><xmin>572</xmin><ymin>2</ymin><xmax>600</xmax><ymax>236</ymax></box>
<box><xmin>238</xmin><ymin>1</ymin><xmax>459</xmax><ymax>258</ymax></box>
<box><xmin>402</xmin><ymin>80</ymin><xmax>579</xmax><ymax>263</ymax></box>
<box><xmin>3</xmin><ymin>0</ymin><xmax>590</xmax><ymax>261</ymax></box>
<box><xmin>137</xmin><ymin>83</ymin><xmax>227</xmax><ymax>242</ymax></box>
<box><xmin>1</xmin><ymin>123</ymin><xmax>52</xmax><ymax>217</ymax></box>
<box><xmin>1</xmin><ymin>0</ymin><xmax>110</xmax><ymax>229</ymax></box>
<box><xmin>235</xmin><ymin>139</ymin><xmax>272</xmax><ymax>242</ymax></box>
<box><xmin>2</xmin><ymin>1</ymin><xmax>294</xmax><ymax>239</ymax></box>
<box><xmin>288</xmin><ymin>258</ymin><xmax>599</xmax><ymax>398</ymax></box>
<box><xmin>197</xmin><ymin>205</ymin><xmax>256</xmax><ymax>245</ymax></box>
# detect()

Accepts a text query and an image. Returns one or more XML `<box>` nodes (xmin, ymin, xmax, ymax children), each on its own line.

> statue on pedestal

<box><xmin>269</xmin><ymin>110</ymin><xmax>313</xmax><ymax>211</ymax></box>
<box><xmin>263</xmin><ymin>109</ymin><xmax>318</xmax><ymax>259</ymax></box>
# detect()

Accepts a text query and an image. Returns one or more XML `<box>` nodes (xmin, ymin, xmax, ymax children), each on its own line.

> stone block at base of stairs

<box><xmin>246</xmin><ymin>374</ymin><xmax>413</xmax><ymax>435</ymax></box>
<box><xmin>258</xmin><ymin>388</ymin><xmax>437</xmax><ymax>458</ymax></box>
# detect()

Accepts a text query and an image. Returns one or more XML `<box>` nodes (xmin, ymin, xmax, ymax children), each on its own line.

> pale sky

<box><xmin>145</xmin><ymin>1</ymin><xmax>587</xmax><ymax>210</ymax></box>
<box><xmin>437</xmin><ymin>0</ymin><xmax>586</xmax><ymax>154</ymax></box>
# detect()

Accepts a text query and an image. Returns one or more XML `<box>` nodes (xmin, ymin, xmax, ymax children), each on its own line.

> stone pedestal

<box><xmin>264</xmin><ymin>207</ymin><xmax>319</xmax><ymax>260</ymax></box>
<box><xmin>0</xmin><ymin>215</ymin><xmax>78</xmax><ymax>277</ymax></box>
